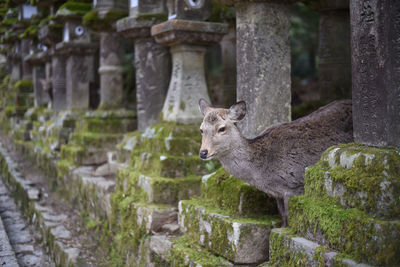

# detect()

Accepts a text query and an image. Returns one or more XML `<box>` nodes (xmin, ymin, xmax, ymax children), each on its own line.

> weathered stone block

<box><xmin>269</xmin><ymin>228</ymin><xmax>371</xmax><ymax>267</ymax></box>
<box><xmin>132</xmin><ymin>135</ymin><xmax>201</xmax><ymax>157</ymax></box>
<box><xmin>202</xmin><ymin>167</ymin><xmax>278</xmax><ymax>217</ymax></box>
<box><xmin>305</xmin><ymin>144</ymin><xmax>400</xmax><ymax>220</ymax></box>
<box><xmin>131</xmin><ymin>151</ymin><xmax>217</xmax><ymax>178</ymax></box>
<box><xmin>116</xmin><ymin>166</ymin><xmax>202</xmax><ymax>205</ymax></box>
<box><xmin>70</xmin><ymin>132</ymin><xmax>123</xmax><ymax>149</ymax></box>
<box><xmin>81</xmin><ymin>117</ymin><xmax>136</xmax><ymax>134</ymax></box>
<box><xmin>136</xmin><ymin>173</ymin><xmax>201</xmax><ymax>204</ymax></box>
<box><xmin>289</xmin><ymin>195</ymin><xmax>400</xmax><ymax>266</ymax></box>
<box><xmin>168</xmin><ymin>235</ymin><xmax>233</xmax><ymax>267</ymax></box>
<box><xmin>350</xmin><ymin>0</ymin><xmax>400</xmax><ymax>147</ymax></box>
<box><xmin>179</xmin><ymin>200</ymin><xmax>280</xmax><ymax>264</ymax></box>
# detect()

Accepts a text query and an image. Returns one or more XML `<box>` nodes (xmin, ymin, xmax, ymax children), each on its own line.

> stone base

<box><xmin>117</xmin><ymin>167</ymin><xmax>201</xmax><ymax>205</ymax></box>
<box><xmin>282</xmin><ymin>144</ymin><xmax>400</xmax><ymax>266</ymax></box>
<box><xmin>59</xmin><ymin>109</ymin><xmax>137</xmax><ymax>167</ymax></box>
<box><xmin>179</xmin><ymin>200</ymin><xmax>279</xmax><ymax>264</ymax></box>
<box><xmin>269</xmin><ymin>228</ymin><xmax>371</xmax><ymax>267</ymax></box>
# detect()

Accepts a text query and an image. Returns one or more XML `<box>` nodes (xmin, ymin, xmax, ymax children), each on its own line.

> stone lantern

<box><xmin>54</xmin><ymin>1</ymin><xmax>97</xmax><ymax>110</ymax></box>
<box><xmin>24</xmin><ymin>45</ymin><xmax>51</xmax><ymax>107</ymax></box>
<box><xmin>307</xmin><ymin>0</ymin><xmax>351</xmax><ymax>102</ymax></box>
<box><xmin>116</xmin><ymin>0</ymin><xmax>171</xmax><ymax>131</ymax></box>
<box><xmin>212</xmin><ymin>0</ymin><xmax>295</xmax><ymax>138</ymax></box>
<box><xmin>83</xmin><ymin>0</ymin><xmax>128</xmax><ymax>109</ymax></box>
<box><xmin>17</xmin><ymin>3</ymin><xmax>39</xmax><ymax>80</ymax></box>
<box><xmin>151</xmin><ymin>0</ymin><xmax>228</xmax><ymax>124</ymax></box>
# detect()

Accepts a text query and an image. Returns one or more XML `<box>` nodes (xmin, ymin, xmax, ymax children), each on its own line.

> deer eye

<box><xmin>218</xmin><ymin>127</ymin><xmax>226</xmax><ymax>133</ymax></box>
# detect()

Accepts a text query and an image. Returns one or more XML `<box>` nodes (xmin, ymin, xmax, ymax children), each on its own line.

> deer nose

<box><xmin>199</xmin><ymin>150</ymin><xmax>208</xmax><ymax>159</ymax></box>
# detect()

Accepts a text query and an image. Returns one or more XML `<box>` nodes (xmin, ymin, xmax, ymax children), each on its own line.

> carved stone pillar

<box><xmin>98</xmin><ymin>32</ymin><xmax>125</xmax><ymax>109</ymax></box>
<box><xmin>350</xmin><ymin>0</ymin><xmax>400</xmax><ymax>147</ymax></box>
<box><xmin>235</xmin><ymin>1</ymin><xmax>292</xmax><ymax>138</ymax></box>
<box><xmin>152</xmin><ymin>18</ymin><xmax>228</xmax><ymax>124</ymax></box>
<box><xmin>117</xmin><ymin>0</ymin><xmax>170</xmax><ymax>131</ymax></box>
<box><xmin>51</xmin><ymin>49</ymin><xmax>67</xmax><ymax>111</ymax></box>
<box><xmin>316</xmin><ymin>0</ymin><xmax>351</xmax><ymax>101</ymax></box>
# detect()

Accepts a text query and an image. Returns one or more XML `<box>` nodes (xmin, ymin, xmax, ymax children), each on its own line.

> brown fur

<box><xmin>199</xmin><ymin>99</ymin><xmax>353</xmax><ymax>226</ymax></box>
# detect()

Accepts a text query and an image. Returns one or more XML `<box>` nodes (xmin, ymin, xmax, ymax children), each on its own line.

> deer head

<box><xmin>198</xmin><ymin>99</ymin><xmax>246</xmax><ymax>160</ymax></box>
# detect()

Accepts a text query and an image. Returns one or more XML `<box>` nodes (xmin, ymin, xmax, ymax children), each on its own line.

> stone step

<box><xmin>0</xmin><ymin>207</ymin><xmax>19</xmax><ymax>267</ymax></box>
<box><xmin>202</xmin><ymin>168</ymin><xmax>278</xmax><ymax>218</ymax></box>
<box><xmin>114</xmin><ymin>201</ymin><xmax>178</xmax><ymax>258</ymax></box>
<box><xmin>117</xmin><ymin>167</ymin><xmax>201</xmax><ymax>205</ymax></box>
<box><xmin>79</xmin><ymin>117</ymin><xmax>137</xmax><ymax>134</ymax></box>
<box><xmin>140</xmin><ymin>123</ymin><xmax>201</xmax><ymax>141</ymax></box>
<box><xmin>69</xmin><ymin>131</ymin><xmax>123</xmax><ymax>149</ymax></box>
<box><xmin>149</xmin><ymin>235</ymin><xmax>234</xmax><ymax>267</ymax></box>
<box><xmin>269</xmin><ymin>228</ymin><xmax>372</xmax><ymax>267</ymax></box>
<box><xmin>178</xmin><ymin>199</ymin><xmax>280</xmax><ymax>264</ymax></box>
<box><xmin>60</xmin><ymin>144</ymin><xmax>110</xmax><ymax>165</ymax></box>
<box><xmin>130</xmin><ymin>151</ymin><xmax>219</xmax><ymax>178</ymax></box>
<box><xmin>134</xmin><ymin>135</ymin><xmax>201</xmax><ymax>157</ymax></box>
<box><xmin>289</xmin><ymin>195</ymin><xmax>400</xmax><ymax>266</ymax></box>
<box><xmin>305</xmin><ymin>144</ymin><xmax>400</xmax><ymax>220</ymax></box>
<box><xmin>0</xmin><ymin>142</ymin><xmax>97</xmax><ymax>266</ymax></box>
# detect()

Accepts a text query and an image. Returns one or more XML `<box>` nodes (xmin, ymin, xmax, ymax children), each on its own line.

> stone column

<box><xmin>66</xmin><ymin>53</ymin><xmax>92</xmax><ymax>109</ymax></box>
<box><xmin>117</xmin><ymin>2</ymin><xmax>171</xmax><ymax>131</ymax></box>
<box><xmin>51</xmin><ymin>50</ymin><xmax>67</xmax><ymax>111</ymax></box>
<box><xmin>25</xmin><ymin>51</ymin><xmax>51</xmax><ymax>107</ymax></box>
<box><xmin>219</xmin><ymin>23</ymin><xmax>236</xmax><ymax>107</ymax></box>
<box><xmin>33</xmin><ymin>65</ymin><xmax>47</xmax><ymax>106</ymax></box>
<box><xmin>317</xmin><ymin>0</ymin><xmax>351</xmax><ymax>101</ymax></box>
<box><xmin>152</xmin><ymin>19</ymin><xmax>228</xmax><ymax>124</ymax></box>
<box><xmin>236</xmin><ymin>1</ymin><xmax>292</xmax><ymax>138</ymax></box>
<box><xmin>350</xmin><ymin>0</ymin><xmax>400</xmax><ymax>147</ymax></box>
<box><xmin>134</xmin><ymin>37</ymin><xmax>170</xmax><ymax>130</ymax></box>
<box><xmin>10</xmin><ymin>57</ymin><xmax>21</xmax><ymax>82</ymax></box>
<box><xmin>98</xmin><ymin>32</ymin><xmax>125</xmax><ymax>109</ymax></box>
<box><xmin>20</xmin><ymin>39</ymin><xmax>32</xmax><ymax>79</ymax></box>
<box><xmin>162</xmin><ymin>44</ymin><xmax>208</xmax><ymax>124</ymax></box>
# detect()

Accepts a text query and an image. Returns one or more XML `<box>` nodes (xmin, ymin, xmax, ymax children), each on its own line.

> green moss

<box><xmin>0</xmin><ymin>17</ymin><xmax>16</xmax><ymax>26</ymax></box>
<box><xmin>179</xmin><ymin>100</ymin><xmax>185</xmax><ymax>111</ymax></box>
<box><xmin>289</xmin><ymin>195</ymin><xmax>400</xmax><ymax>266</ymax></box>
<box><xmin>305</xmin><ymin>144</ymin><xmax>400</xmax><ymax>219</ymax></box>
<box><xmin>168</xmin><ymin>236</ymin><xmax>230</xmax><ymax>267</ymax></box>
<box><xmin>57</xmin><ymin>1</ymin><xmax>92</xmax><ymax>16</ymax></box>
<box><xmin>70</xmin><ymin>131</ymin><xmax>122</xmax><ymax>147</ymax></box>
<box><xmin>180</xmin><ymin>199</ymin><xmax>278</xmax><ymax>262</ymax></box>
<box><xmin>4</xmin><ymin>105</ymin><xmax>16</xmax><ymax>117</ymax></box>
<box><xmin>208</xmin><ymin>1</ymin><xmax>235</xmax><ymax>22</ymax></box>
<box><xmin>21</xmin><ymin>25</ymin><xmax>38</xmax><ymax>39</ymax></box>
<box><xmin>14</xmin><ymin>79</ymin><xmax>33</xmax><ymax>92</ymax></box>
<box><xmin>83</xmin><ymin>9</ymin><xmax>128</xmax><ymax>31</ymax></box>
<box><xmin>202</xmin><ymin>167</ymin><xmax>278</xmax><ymax>218</ymax></box>
<box><xmin>269</xmin><ymin>228</ymin><xmax>310</xmax><ymax>267</ymax></box>
<box><xmin>80</xmin><ymin>117</ymin><xmax>136</xmax><ymax>134</ymax></box>
<box><xmin>131</xmin><ymin>151</ymin><xmax>218</xmax><ymax>178</ymax></box>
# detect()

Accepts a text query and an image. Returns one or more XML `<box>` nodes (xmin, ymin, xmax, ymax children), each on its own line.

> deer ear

<box><xmin>199</xmin><ymin>98</ymin><xmax>211</xmax><ymax>116</ymax></box>
<box><xmin>228</xmin><ymin>101</ymin><xmax>246</xmax><ymax>122</ymax></box>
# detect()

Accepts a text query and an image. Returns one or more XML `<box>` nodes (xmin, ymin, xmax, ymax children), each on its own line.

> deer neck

<box><xmin>218</xmin><ymin>136</ymin><xmax>254</xmax><ymax>181</ymax></box>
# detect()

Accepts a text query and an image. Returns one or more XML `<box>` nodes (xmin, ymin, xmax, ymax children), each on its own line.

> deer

<box><xmin>198</xmin><ymin>99</ymin><xmax>353</xmax><ymax>226</ymax></box>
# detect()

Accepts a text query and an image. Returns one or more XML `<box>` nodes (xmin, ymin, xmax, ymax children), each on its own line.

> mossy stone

<box><xmin>131</xmin><ymin>151</ymin><xmax>219</xmax><ymax>178</ymax></box>
<box><xmin>179</xmin><ymin>199</ymin><xmax>280</xmax><ymax>264</ymax></box>
<box><xmin>305</xmin><ymin>144</ymin><xmax>400</xmax><ymax>219</ymax></box>
<box><xmin>202</xmin><ymin>167</ymin><xmax>278</xmax><ymax>217</ymax></box>
<box><xmin>289</xmin><ymin>195</ymin><xmax>400</xmax><ymax>266</ymax></box>
<box><xmin>168</xmin><ymin>236</ymin><xmax>232</xmax><ymax>267</ymax></box>
<box><xmin>83</xmin><ymin>9</ymin><xmax>128</xmax><ymax>31</ymax></box>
